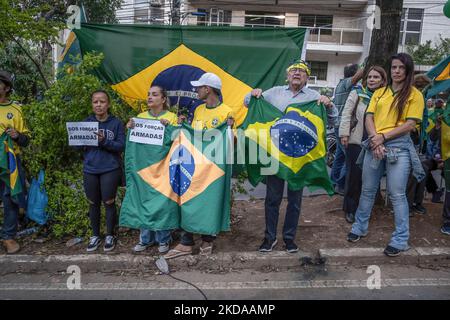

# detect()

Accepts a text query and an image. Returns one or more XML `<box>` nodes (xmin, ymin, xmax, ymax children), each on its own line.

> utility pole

<box><xmin>171</xmin><ymin>0</ymin><xmax>181</xmax><ymax>25</ymax></box>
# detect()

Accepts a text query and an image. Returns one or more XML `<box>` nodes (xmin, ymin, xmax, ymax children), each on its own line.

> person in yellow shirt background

<box><xmin>0</xmin><ymin>70</ymin><xmax>30</xmax><ymax>254</ymax></box>
<box><xmin>166</xmin><ymin>72</ymin><xmax>233</xmax><ymax>259</ymax></box>
<box><xmin>126</xmin><ymin>85</ymin><xmax>177</xmax><ymax>255</ymax></box>
<box><xmin>346</xmin><ymin>53</ymin><xmax>426</xmax><ymax>257</ymax></box>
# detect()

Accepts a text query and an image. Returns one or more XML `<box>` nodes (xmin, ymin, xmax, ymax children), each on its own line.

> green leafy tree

<box><xmin>0</xmin><ymin>0</ymin><xmax>122</xmax><ymax>100</ymax></box>
<box><xmin>407</xmin><ymin>36</ymin><xmax>450</xmax><ymax>65</ymax></box>
<box><xmin>22</xmin><ymin>53</ymin><xmax>134</xmax><ymax>238</ymax></box>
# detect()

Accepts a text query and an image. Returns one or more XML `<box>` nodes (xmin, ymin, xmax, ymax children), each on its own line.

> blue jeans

<box><xmin>351</xmin><ymin>147</ymin><xmax>411</xmax><ymax>250</ymax></box>
<box><xmin>264</xmin><ymin>175</ymin><xmax>303</xmax><ymax>243</ymax></box>
<box><xmin>140</xmin><ymin>229</ymin><xmax>172</xmax><ymax>245</ymax></box>
<box><xmin>1</xmin><ymin>156</ymin><xmax>27</xmax><ymax>240</ymax></box>
<box><xmin>330</xmin><ymin>127</ymin><xmax>346</xmax><ymax>189</ymax></box>
<box><xmin>180</xmin><ymin>232</ymin><xmax>216</xmax><ymax>246</ymax></box>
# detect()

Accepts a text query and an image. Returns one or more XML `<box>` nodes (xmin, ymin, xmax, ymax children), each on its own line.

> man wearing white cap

<box><xmin>183</xmin><ymin>72</ymin><xmax>234</xmax><ymax>130</ymax></box>
<box><xmin>166</xmin><ymin>72</ymin><xmax>233</xmax><ymax>259</ymax></box>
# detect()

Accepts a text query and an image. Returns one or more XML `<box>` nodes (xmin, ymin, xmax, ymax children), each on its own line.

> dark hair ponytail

<box><xmin>388</xmin><ymin>53</ymin><xmax>414</xmax><ymax>123</ymax></box>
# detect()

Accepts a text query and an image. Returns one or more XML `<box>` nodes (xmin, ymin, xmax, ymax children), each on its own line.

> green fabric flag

<box><xmin>0</xmin><ymin>133</ymin><xmax>22</xmax><ymax>197</ymax></box>
<box><xmin>73</xmin><ymin>24</ymin><xmax>306</xmax><ymax>126</ymax></box>
<box><xmin>119</xmin><ymin>123</ymin><xmax>232</xmax><ymax>235</ymax></box>
<box><xmin>240</xmin><ymin>97</ymin><xmax>334</xmax><ymax>195</ymax></box>
<box><xmin>57</xmin><ymin>4</ymin><xmax>88</xmax><ymax>77</ymax></box>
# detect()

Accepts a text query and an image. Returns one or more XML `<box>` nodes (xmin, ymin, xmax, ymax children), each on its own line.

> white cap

<box><xmin>190</xmin><ymin>72</ymin><xmax>222</xmax><ymax>90</ymax></box>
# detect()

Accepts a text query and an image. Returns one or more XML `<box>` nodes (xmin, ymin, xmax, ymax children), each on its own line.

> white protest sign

<box><xmin>129</xmin><ymin>118</ymin><xmax>165</xmax><ymax>146</ymax></box>
<box><xmin>66</xmin><ymin>122</ymin><xmax>99</xmax><ymax>146</ymax></box>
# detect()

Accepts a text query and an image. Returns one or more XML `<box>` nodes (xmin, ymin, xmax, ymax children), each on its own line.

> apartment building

<box><xmin>115</xmin><ymin>0</ymin><xmax>450</xmax><ymax>90</ymax></box>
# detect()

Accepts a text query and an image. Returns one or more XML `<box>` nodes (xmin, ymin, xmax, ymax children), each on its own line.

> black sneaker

<box><xmin>259</xmin><ymin>238</ymin><xmax>277</xmax><ymax>252</ymax></box>
<box><xmin>412</xmin><ymin>204</ymin><xmax>426</xmax><ymax>215</ymax></box>
<box><xmin>384</xmin><ymin>245</ymin><xmax>402</xmax><ymax>257</ymax></box>
<box><xmin>284</xmin><ymin>240</ymin><xmax>299</xmax><ymax>253</ymax></box>
<box><xmin>347</xmin><ymin>232</ymin><xmax>364</xmax><ymax>243</ymax></box>
<box><xmin>87</xmin><ymin>236</ymin><xmax>101</xmax><ymax>252</ymax></box>
<box><xmin>345</xmin><ymin>212</ymin><xmax>355</xmax><ymax>224</ymax></box>
<box><xmin>441</xmin><ymin>224</ymin><xmax>450</xmax><ymax>236</ymax></box>
<box><xmin>432</xmin><ymin>190</ymin><xmax>443</xmax><ymax>203</ymax></box>
<box><xmin>103</xmin><ymin>235</ymin><xmax>116</xmax><ymax>252</ymax></box>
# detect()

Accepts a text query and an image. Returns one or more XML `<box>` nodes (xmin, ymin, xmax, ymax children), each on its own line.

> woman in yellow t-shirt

<box><xmin>126</xmin><ymin>85</ymin><xmax>177</xmax><ymax>254</ymax></box>
<box><xmin>346</xmin><ymin>53</ymin><xmax>425</xmax><ymax>257</ymax></box>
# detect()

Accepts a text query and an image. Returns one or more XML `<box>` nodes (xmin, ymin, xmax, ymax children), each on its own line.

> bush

<box><xmin>22</xmin><ymin>52</ymin><xmax>134</xmax><ymax>238</ymax></box>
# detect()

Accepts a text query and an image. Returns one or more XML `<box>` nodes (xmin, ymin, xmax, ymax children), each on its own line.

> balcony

<box><xmin>306</xmin><ymin>27</ymin><xmax>365</xmax><ymax>54</ymax></box>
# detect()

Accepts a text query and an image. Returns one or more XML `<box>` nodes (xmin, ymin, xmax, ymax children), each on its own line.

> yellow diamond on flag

<box><xmin>138</xmin><ymin>131</ymin><xmax>225</xmax><ymax>206</ymax></box>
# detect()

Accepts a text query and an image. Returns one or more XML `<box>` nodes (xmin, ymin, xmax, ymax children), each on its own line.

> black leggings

<box><xmin>83</xmin><ymin>169</ymin><xmax>121</xmax><ymax>237</ymax></box>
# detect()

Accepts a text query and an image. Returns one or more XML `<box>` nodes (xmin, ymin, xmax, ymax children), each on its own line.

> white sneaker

<box><xmin>158</xmin><ymin>243</ymin><xmax>170</xmax><ymax>254</ymax></box>
<box><xmin>133</xmin><ymin>242</ymin><xmax>150</xmax><ymax>252</ymax></box>
<box><xmin>87</xmin><ymin>236</ymin><xmax>101</xmax><ymax>252</ymax></box>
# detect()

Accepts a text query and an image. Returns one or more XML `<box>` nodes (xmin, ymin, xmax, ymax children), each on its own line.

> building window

<box><xmin>244</xmin><ymin>11</ymin><xmax>285</xmax><ymax>27</ymax></box>
<box><xmin>399</xmin><ymin>8</ymin><xmax>423</xmax><ymax>46</ymax></box>
<box><xmin>299</xmin><ymin>15</ymin><xmax>333</xmax><ymax>35</ymax></box>
<box><xmin>197</xmin><ymin>8</ymin><xmax>232</xmax><ymax>26</ymax></box>
<box><xmin>308</xmin><ymin>61</ymin><xmax>328</xmax><ymax>81</ymax></box>
<box><xmin>134</xmin><ymin>8</ymin><xmax>149</xmax><ymax>23</ymax></box>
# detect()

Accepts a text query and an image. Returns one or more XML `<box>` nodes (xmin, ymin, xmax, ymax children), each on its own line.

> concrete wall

<box><xmin>404</xmin><ymin>0</ymin><xmax>450</xmax><ymax>46</ymax></box>
<box><xmin>305</xmin><ymin>52</ymin><xmax>362</xmax><ymax>87</ymax></box>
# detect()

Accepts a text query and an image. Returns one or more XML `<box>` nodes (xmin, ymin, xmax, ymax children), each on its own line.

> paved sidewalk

<box><xmin>1</xmin><ymin>194</ymin><xmax>449</xmax><ymax>274</ymax></box>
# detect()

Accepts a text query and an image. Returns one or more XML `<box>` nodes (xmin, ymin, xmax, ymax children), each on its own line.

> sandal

<box><xmin>199</xmin><ymin>242</ymin><xmax>213</xmax><ymax>256</ymax></box>
<box><xmin>165</xmin><ymin>247</ymin><xmax>192</xmax><ymax>260</ymax></box>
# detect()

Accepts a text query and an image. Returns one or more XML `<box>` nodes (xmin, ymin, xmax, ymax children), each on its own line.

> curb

<box><xmin>1</xmin><ymin>247</ymin><xmax>448</xmax><ymax>275</ymax></box>
<box><xmin>319</xmin><ymin>247</ymin><xmax>450</xmax><ymax>267</ymax></box>
<box><xmin>0</xmin><ymin>251</ymin><xmax>313</xmax><ymax>275</ymax></box>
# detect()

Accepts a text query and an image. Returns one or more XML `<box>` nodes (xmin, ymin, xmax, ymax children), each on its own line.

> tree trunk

<box><xmin>365</xmin><ymin>0</ymin><xmax>403</xmax><ymax>74</ymax></box>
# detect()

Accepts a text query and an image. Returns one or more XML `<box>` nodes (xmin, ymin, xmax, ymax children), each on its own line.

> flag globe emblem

<box><xmin>7</xmin><ymin>151</ymin><xmax>16</xmax><ymax>174</ymax></box>
<box><xmin>169</xmin><ymin>145</ymin><xmax>195</xmax><ymax>196</ymax></box>
<box><xmin>270</xmin><ymin>111</ymin><xmax>318</xmax><ymax>158</ymax></box>
<box><xmin>152</xmin><ymin>65</ymin><xmax>206</xmax><ymax>116</ymax></box>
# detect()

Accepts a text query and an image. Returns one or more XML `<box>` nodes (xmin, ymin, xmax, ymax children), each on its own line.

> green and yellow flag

<box><xmin>73</xmin><ymin>24</ymin><xmax>306</xmax><ymax>126</ymax></box>
<box><xmin>240</xmin><ymin>97</ymin><xmax>334</xmax><ymax>194</ymax></box>
<box><xmin>426</xmin><ymin>55</ymin><xmax>450</xmax><ymax>99</ymax></box>
<box><xmin>57</xmin><ymin>5</ymin><xmax>87</xmax><ymax>76</ymax></box>
<box><xmin>0</xmin><ymin>133</ymin><xmax>22</xmax><ymax>197</ymax></box>
<box><xmin>119</xmin><ymin>123</ymin><xmax>231</xmax><ymax>234</ymax></box>
<box><xmin>442</xmin><ymin>105</ymin><xmax>450</xmax><ymax>190</ymax></box>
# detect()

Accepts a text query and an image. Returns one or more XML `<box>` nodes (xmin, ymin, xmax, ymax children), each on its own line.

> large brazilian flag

<box><xmin>119</xmin><ymin>123</ymin><xmax>232</xmax><ymax>235</ymax></box>
<box><xmin>73</xmin><ymin>24</ymin><xmax>307</xmax><ymax>126</ymax></box>
<box><xmin>240</xmin><ymin>97</ymin><xmax>334</xmax><ymax>195</ymax></box>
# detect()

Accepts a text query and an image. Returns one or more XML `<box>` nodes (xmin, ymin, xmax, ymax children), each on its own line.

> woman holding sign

<box><xmin>127</xmin><ymin>85</ymin><xmax>177</xmax><ymax>254</ymax></box>
<box><xmin>80</xmin><ymin>90</ymin><xmax>125</xmax><ymax>252</ymax></box>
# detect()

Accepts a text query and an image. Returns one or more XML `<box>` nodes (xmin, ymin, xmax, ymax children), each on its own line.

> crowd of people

<box><xmin>0</xmin><ymin>52</ymin><xmax>448</xmax><ymax>258</ymax></box>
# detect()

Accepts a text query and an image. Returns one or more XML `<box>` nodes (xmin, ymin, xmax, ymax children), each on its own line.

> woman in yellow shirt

<box><xmin>126</xmin><ymin>85</ymin><xmax>177</xmax><ymax>254</ymax></box>
<box><xmin>346</xmin><ymin>53</ymin><xmax>425</xmax><ymax>257</ymax></box>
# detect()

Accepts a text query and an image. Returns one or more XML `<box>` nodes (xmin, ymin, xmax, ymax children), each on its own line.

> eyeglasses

<box><xmin>289</xmin><ymin>68</ymin><xmax>306</xmax><ymax>74</ymax></box>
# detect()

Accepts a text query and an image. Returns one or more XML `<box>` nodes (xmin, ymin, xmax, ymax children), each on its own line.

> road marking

<box><xmin>1</xmin><ymin>278</ymin><xmax>450</xmax><ymax>291</ymax></box>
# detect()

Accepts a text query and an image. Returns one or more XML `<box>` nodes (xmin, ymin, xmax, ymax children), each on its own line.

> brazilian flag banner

<box><xmin>0</xmin><ymin>133</ymin><xmax>22</xmax><ymax>196</ymax></box>
<box><xmin>240</xmin><ymin>97</ymin><xmax>334</xmax><ymax>195</ymax></box>
<box><xmin>73</xmin><ymin>24</ymin><xmax>307</xmax><ymax>126</ymax></box>
<box><xmin>119</xmin><ymin>123</ymin><xmax>231</xmax><ymax>235</ymax></box>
